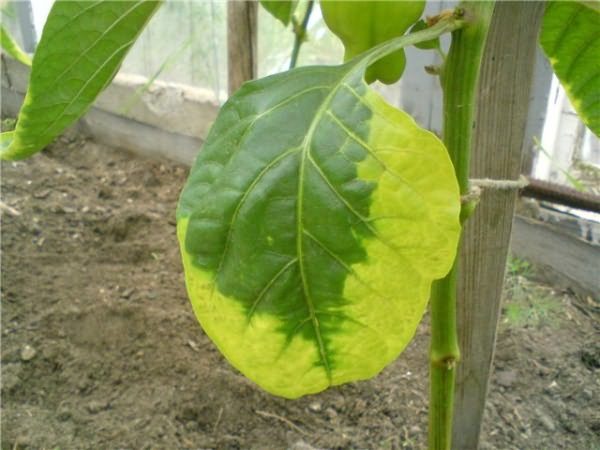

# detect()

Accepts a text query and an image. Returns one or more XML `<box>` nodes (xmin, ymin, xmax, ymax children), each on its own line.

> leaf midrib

<box><xmin>295</xmin><ymin>67</ymin><xmax>357</xmax><ymax>382</ymax></box>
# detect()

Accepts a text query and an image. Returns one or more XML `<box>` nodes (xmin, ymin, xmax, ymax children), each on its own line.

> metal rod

<box><xmin>521</xmin><ymin>177</ymin><xmax>600</xmax><ymax>213</ymax></box>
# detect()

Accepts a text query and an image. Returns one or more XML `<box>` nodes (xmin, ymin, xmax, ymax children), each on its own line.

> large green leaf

<box><xmin>540</xmin><ymin>1</ymin><xmax>600</xmax><ymax>136</ymax></box>
<box><xmin>0</xmin><ymin>0</ymin><xmax>162</xmax><ymax>161</ymax></box>
<box><xmin>260</xmin><ymin>0</ymin><xmax>297</xmax><ymax>26</ymax></box>
<box><xmin>0</xmin><ymin>25</ymin><xmax>32</xmax><ymax>66</ymax></box>
<box><xmin>177</xmin><ymin>19</ymin><xmax>461</xmax><ymax>398</ymax></box>
<box><xmin>320</xmin><ymin>0</ymin><xmax>425</xmax><ymax>84</ymax></box>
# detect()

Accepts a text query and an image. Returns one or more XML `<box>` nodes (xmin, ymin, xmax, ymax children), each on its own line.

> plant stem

<box><xmin>429</xmin><ymin>3</ymin><xmax>494</xmax><ymax>450</ymax></box>
<box><xmin>289</xmin><ymin>0</ymin><xmax>314</xmax><ymax>69</ymax></box>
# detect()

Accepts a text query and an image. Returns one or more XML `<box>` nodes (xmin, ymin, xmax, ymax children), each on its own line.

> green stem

<box><xmin>289</xmin><ymin>0</ymin><xmax>314</xmax><ymax>69</ymax></box>
<box><xmin>429</xmin><ymin>3</ymin><xmax>494</xmax><ymax>450</ymax></box>
<box><xmin>441</xmin><ymin>3</ymin><xmax>495</xmax><ymax>196</ymax></box>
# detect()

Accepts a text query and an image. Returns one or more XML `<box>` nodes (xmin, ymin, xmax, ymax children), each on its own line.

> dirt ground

<box><xmin>1</xmin><ymin>138</ymin><xmax>599</xmax><ymax>450</ymax></box>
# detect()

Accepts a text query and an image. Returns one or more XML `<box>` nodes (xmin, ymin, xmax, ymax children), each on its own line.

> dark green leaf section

<box><xmin>260</xmin><ymin>0</ymin><xmax>297</xmax><ymax>26</ymax></box>
<box><xmin>179</xmin><ymin>65</ymin><xmax>372</xmax><ymax>310</ymax></box>
<box><xmin>320</xmin><ymin>1</ymin><xmax>425</xmax><ymax>84</ymax></box>
<box><xmin>0</xmin><ymin>0</ymin><xmax>162</xmax><ymax>160</ymax></box>
<box><xmin>540</xmin><ymin>1</ymin><xmax>600</xmax><ymax>136</ymax></box>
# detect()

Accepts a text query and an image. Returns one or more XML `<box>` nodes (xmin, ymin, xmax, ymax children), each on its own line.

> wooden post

<box><xmin>227</xmin><ymin>0</ymin><xmax>257</xmax><ymax>95</ymax></box>
<box><xmin>452</xmin><ymin>3</ymin><xmax>545</xmax><ymax>449</ymax></box>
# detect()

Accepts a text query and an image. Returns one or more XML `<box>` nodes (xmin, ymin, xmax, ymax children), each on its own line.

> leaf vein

<box><xmin>302</xmin><ymin>228</ymin><xmax>389</xmax><ymax>301</ymax></box>
<box><xmin>247</xmin><ymin>258</ymin><xmax>299</xmax><ymax>323</ymax></box>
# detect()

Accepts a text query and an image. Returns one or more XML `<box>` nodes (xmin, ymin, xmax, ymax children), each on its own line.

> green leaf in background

<box><xmin>177</xmin><ymin>22</ymin><xmax>461</xmax><ymax>398</ymax></box>
<box><xmin>540</xmin><ymin>1</ymin><xmax>600</xmax><ymax>136</ymax></box>
<box><xmin>320</xmin><ymin>0</ymin><xmax>425</xmax><ymax>84</ymax></box>
<box><xmin>260</xmin><ymin>0</ymin><xmax>297</xmax><ymax>26</ymax></box>
<box><xmin>0</xmin><ymin>0</ymin><xmax>162</xmax><ymax>161</ymax></box>
<box><xmin>0</xmin><ymin>25</ymin><xmax>32</xmax><ymax>66</ymax></box>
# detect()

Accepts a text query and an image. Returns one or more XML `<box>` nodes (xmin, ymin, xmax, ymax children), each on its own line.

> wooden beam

<box><xmin>452</xmin><ymin>3</ymin><xmax>545</xmax><ymax>449</ymax></box>
<box><xmin>227</xmin><ymin>0</ymin><xmax>258</xmax><ymax>95</ymax></box>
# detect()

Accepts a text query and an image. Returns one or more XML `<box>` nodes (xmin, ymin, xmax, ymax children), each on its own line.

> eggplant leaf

<box><xmin>260</xmin><ymin>0</ymin><xmax>297</xmax><ymax>26</ymax></box>
<box><xmin>0</xmin><ymin>25</ymin><xmax>32</xmax><ymax>66</ymax></box>
<box><xmin>540</xmin><ymin>1</ymin><xmax>600</xmax><ymax>136</ymax></box>
<box><xmin>0</xmin><ymin>0</ymin><xmax>162</xmax><ymax>160</ymax></box>
<box><xmin>178</xmin><ymin>21</ymin><xmax>461</xmax><ymax>398</ymax></box>
<box><xmin>320</xmin><ymin>0</ymin><xmax>425</xmax><ymax>84</ymax></box>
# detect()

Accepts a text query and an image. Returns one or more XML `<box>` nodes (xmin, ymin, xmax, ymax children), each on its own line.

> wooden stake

<box><xmin>227</xmin><ymin>0</ymin><xmax>257</xmax><ymax>95</ymax></box>
<box><xmin>452</xmin><ymin>3</ymin><xmax>545</xmax><ymax>449</ymax></box>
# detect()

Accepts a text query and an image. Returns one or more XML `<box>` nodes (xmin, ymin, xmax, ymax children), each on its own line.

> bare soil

<box><xmin>1</xmin><ymin>138</ymin><xmax>599</xmax><ymax>450</ymax></box>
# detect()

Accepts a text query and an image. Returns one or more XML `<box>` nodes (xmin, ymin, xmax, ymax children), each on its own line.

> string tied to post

<box><xmin>461</xmin><ymin>175</ymin><xmax>529</xmax><ymax>204</ymax></box>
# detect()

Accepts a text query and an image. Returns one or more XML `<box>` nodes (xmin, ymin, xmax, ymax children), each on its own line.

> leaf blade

<box><xmin>1</xmin><ymin>0</ymin><xmax>162</xmax><ymax>160</ymax></box>
<box><xmin>540</xmin><ymin>1</ymin><xmax>600</xmax><ymax>136</ymax></box>
<box><xmin>178</xmin><ymin>26</ymin><xmax>461</xmax><ymax>397</ymax></box>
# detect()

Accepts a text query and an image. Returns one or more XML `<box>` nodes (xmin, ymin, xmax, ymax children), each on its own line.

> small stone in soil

<box><xmin>32</xmin><ymin>189</ymin><xmax>50</xmax><ymax>199</ymax></box>
<box><xmin>308</xmin><ymin>402</ymin><xmax>322</xmax><ymax>412</ymax></box>
<box><xmin>537</xmin><ymin>411</ymin><xmax>556</xmax><ymax>432</ymax></box>
<box><xmin>187</xmin><ymin>340</ymin><xmax>199</xmax><ymax>351</ymax></box>
<box><xmin>325</xmin><ymin>407</ymin><xmax>337</xmax><ymax>420</ymax></box>
<box><xmin>20</xmin><ymin>344</ymin><xmax>37</xmax><ymax>361</ymax></box>
<box><xmin>86</xmin><ymin>400</ymin><xmax>109</xmax><ymax>414</ymax></box>
<box><xmin>121</xmin><ymin>288</ymin><xmax>135</xmax><ymax>299</ymax></box>
<box><xmin>543</xmin><ymin>380</ymin><xmax>559</xmax><ymax>396</ymax></box>
<box><xmin>290</xmin><ymin>440</ymin><xmax>319</xmax><ymax>450</ymax></box>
